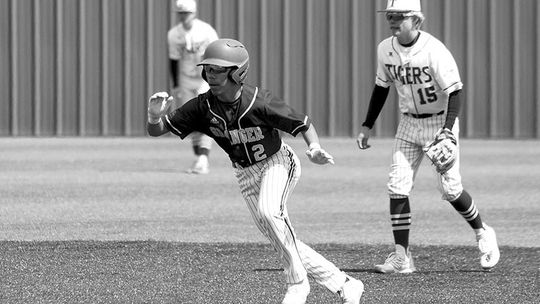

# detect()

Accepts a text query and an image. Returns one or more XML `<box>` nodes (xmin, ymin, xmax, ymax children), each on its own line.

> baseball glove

<box><xmin>423</xmin><ymin>128</ymin><xmax>457</xmax><ymax>174</ymax></box>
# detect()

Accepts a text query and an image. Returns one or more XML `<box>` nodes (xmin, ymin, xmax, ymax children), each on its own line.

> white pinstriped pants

<box><xmin>388</xmin><ymin>114</ymin><xmax>463</xmax><ymax>201</ymax></box>
<box><xmin>235</xmin><ymin>143</ymin><xmax>346</xmax><ymax>292</ymax></box>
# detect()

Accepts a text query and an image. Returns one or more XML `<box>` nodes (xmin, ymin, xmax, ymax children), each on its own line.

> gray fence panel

<box><xmin>1</xmin><ymin>0</ymin><xmax>539</xmax><ymax>138</ymax></box>
<box><xmin>0</xmin><ymin>0</ymin><xmax>11</xmax><ymax>135</ymax></box>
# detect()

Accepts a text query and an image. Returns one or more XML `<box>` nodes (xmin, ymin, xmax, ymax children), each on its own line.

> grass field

<box><xmin>1</xmin><ymin>137</ymin><xmax>539</xmax><ymax>303</ymax></box>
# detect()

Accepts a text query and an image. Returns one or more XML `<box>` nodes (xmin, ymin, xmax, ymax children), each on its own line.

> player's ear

<box><xmin>412</xmin><ymin>13</ymin><xmax>425</xmax><ymax>29</ymax></box>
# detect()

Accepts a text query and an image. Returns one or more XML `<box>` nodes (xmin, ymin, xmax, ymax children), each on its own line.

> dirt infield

<box><xmin>1</xmin><ymin>241</ymin><xmax>538</xmax><ymax>303</ymax></box>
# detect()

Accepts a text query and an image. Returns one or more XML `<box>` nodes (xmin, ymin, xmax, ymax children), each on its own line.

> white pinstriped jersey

<box><xmin>375</xmin><ymin>31</ymin><xmax>463</xmax><ymax>115</ymax></box>
<box><xmin>167</xmin><ymin>19</ymin><xmax>218</xmax><ymax>83</ymax></box>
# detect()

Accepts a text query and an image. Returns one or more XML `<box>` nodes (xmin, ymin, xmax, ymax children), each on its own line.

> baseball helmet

<box><xmin>197</xmin><ymin>38</ymin><xmax>249</xmax><ymax>84</ymax></box>
<box><xmin>175</xmin><ymin>0</ymin><xmax>196</xmax><ymax>13</ymax></box>
<box><xmin>378</xmin><ymin>0</ymin><xmax>421</xmax><ymax>13</ymax></box>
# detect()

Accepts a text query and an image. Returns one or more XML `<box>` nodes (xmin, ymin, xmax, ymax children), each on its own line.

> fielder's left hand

<box><xmin>306</xmin><ymin>143</ymin><xmax>335</xmax><ymax>165</ymax></box>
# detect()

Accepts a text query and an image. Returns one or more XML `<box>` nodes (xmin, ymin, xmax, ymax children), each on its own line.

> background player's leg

<box><xmin>433</xmin><ymin>119</ymin><xmax>500</xmax><ymax>270</ymax></box>
<box><xmin>188</xmin><ymin>132</ymin><xmax>211</xmax><ymax>174</ymax></box>
<box><xmin>387</xmin><ymin>138</ymin><xmax>423</xmax><ymax>252</ymax></box>
<box><xmin>439</xmin><ymin>171</ymin><xmax>500</xmax><ymax>270</ymax></box>
<box><xmin>449</xmin><ymin>190</ymin><xmax>483</xmax><ymax>230</ymax></box>
<box><xmin>376</xmin><ymin>120</ymin><xmax>423</xmax><ymax>273</ymax></box>
<box><xmin>390</xmin><ymin>197</ymin><xmax>411</xmax><ymax>251</ymax></box>
<box><xmin>179</xmin><ymin>85</ymin><xmax>211</xmax><ymax>174</ymax></box>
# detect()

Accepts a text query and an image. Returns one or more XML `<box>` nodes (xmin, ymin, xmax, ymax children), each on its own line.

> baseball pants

<box><xmin>235</xmin><ymin>143</ymin><xmax>347</xmax><ymax>293</ymax></box>
<box><xmin>388</xmin><ymin>114</ymin><xmax>463</xmax><ymax>201</ymax></box>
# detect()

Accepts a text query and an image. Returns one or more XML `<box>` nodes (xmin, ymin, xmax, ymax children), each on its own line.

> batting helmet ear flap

<box><xmin>230</xmin><ymin>62</ymin><xmax>249</xmax><ymax>84</ymax></box>
<box><xmin>201</xmin><ymin>69</ymin><xmax>207</xmax><ymax>82</ymax></box>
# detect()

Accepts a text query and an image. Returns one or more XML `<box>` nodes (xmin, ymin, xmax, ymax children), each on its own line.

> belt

<box><xmin>404</xmin><ymin>110</ymin><xmax>445</xmax><ymax>119</ymax></box>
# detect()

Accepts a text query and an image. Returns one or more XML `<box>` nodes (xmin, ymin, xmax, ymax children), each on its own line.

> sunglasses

<box><xmin>204</xmin><ymin>65</ymin><xmax>230</xmax><ymax>74</ymax></box>
<box><xmin>385</xmin><ymin>13</ymin><xmax>411</xmax><ymax>21</ymax></box>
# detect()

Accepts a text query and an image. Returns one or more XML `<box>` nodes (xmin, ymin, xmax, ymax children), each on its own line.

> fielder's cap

<box><xmin>175</xmin><ymin>0</ymin><xmax>197</xmax><ymax>13</ymax></box>
<box><xmin>378</xmin><ymin>0</ymin><xmax>422</xmax><ymax>13</ymax></box>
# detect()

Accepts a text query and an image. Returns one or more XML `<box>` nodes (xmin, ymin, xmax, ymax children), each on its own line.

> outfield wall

<box><xmin>1</xmin><ymin>0</ymin><xmax>539</xmax><ymax>138</ymax></box>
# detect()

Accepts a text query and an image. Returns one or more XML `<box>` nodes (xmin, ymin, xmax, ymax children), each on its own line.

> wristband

<box><xmin>147</xmin><ymin>115</ymin><xmax>162</xmax><ymax>124</ymax></box>
<box><xmin>308</xmin><ymin>143</ymin><xmax>321</xmax><ymax>150</ymax></box>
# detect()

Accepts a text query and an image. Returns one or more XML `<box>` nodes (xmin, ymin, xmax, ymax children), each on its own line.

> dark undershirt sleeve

<box><xmin>169</xmin><ymin>59</ymin><xmax>179</xmax><ymax>88</ymax></box>
<box><xmin>362</xmin><ymin>85</ymin><xmax>390</xmax><ymax>129</ymax></box>
<box><xmin>444</xmin><ymin>90</ymin><xmax>461</xmax><ymax>130</ymax></box>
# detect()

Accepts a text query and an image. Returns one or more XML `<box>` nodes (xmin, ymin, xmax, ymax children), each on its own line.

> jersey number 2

<box><xmin>252</xmin><ymin>144</ymin><xmax>267</xmax><ymax>161</ymax></box>
<box><xmin>417</xmin><ymin>86</ymin><xmax>437</xmax><ymax>104</ymax></box>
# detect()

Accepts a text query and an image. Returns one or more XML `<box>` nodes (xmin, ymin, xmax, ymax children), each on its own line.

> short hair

<box><xmin>410</xmin><ymin>12</ymin><xmax>425</xmax><ymax>28</ymax></box>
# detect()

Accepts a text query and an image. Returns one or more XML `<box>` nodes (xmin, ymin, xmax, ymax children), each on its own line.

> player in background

<box><xmin>356</xmin><ymin>0</ymin><xmax>500</xmax><ymax>273</ymax></box>
<box><xmin>147</xmin><ymin>38</ymin><xmax>364</xmax><ymax>304</ymax></box>
<box><xmin>168</xmin><ymin>0</ymin><xmax>218</xmax><ymax>174</ymax></box>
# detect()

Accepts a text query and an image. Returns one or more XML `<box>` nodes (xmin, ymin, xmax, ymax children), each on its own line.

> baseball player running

<box><xmin>168</xmin><ymin>0</ymin><xmax>218</xmax><ymax>174</ymax></box>
<box><xmin>148</xmin><ymin>38</ymin><xmax>364</xmax><ymax>304</ymax></box>
<box><xmin>357</xmin><ymin>0</ymin><xmax>500</xmax><ymax>273</ymax></box>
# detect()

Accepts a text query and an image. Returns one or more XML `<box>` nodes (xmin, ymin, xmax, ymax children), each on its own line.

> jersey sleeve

<box><xmin>258</xmin><ymin>90</ymin><xmax>311</xmax><ymax>136</ymax></box>
<box><xmin>431</xmin><ymin>44</ymin><xmax>463</xmax><ymax>95</ymax></box>
<box><xmin>167</xmin><ymin>28</ymin><xmax>180</xmax><ymax>60</ymax></box>
<box><xmin>163</xmin><ymin>98</ymin><xmax>201</xmax><ymax>139</ymax></box>
<box><xmin>375</xmin><ymin>40</ymin><xmax>393</xmax><ymax>88</ymax></box>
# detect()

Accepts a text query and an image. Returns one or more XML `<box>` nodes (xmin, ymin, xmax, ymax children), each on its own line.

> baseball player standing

<box><xmin>357</xmin><ymin>0</ymin><xmax>500</xmax><ymax>273</ymax></box>
<box><xmin>148</xmin><ymin>38</ymin><xmax>364</xmax><ymax>304</ymax></box>
<box><xmin>168</xmin><ymin>0</ymin><xmax>218</xmax><ymax>174</ymax></box>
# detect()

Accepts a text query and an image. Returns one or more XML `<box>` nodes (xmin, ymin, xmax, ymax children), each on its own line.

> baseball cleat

<box><xmin>338</xmin><ymin>275</ymin><xmax>364</xmax><ymax>304</ymax></box>
<box><xmin>477</xmin><ymin>223</ymin><xmax>500</xmax><ymax>270</ymax></box>
<box><xmin>186</xmin><ymin>156</ymin><xmax>209</xmax><ymax>174</ymax></box>
<box><xmin>374</xmin><ymin>250</ymin><xmax>416</xmax><ymax>274</ymax></box>
<box><xmin>281</xmin><ymin>279</ymin><xmax>310</xmax><ymax>304</ymax></box>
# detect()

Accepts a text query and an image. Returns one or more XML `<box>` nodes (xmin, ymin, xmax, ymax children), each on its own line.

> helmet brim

<box><xmin>197</xmin><ymin>58</ymin><xmax>237</xmax><ymax>67</ymax></box>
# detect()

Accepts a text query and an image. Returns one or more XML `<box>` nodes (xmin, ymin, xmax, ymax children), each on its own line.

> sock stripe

<box><xmin>460</xmin><ymin>203</ymin><xmax>475</xmax><ymax>215</ymax></box>
<box><xmin>392</xmin><ymin>219</ymin><xmax>411</xmax><ymax>225</ymax></box>
<box><xmin>391</xmin><ymin>213</ymin><xmax>411</xmax><ymax>231</ymax></box>
<box><xmin>459</xmin><ymin>202</ymin><xmax>479</xmax><ymax>221</ymax></box>
<box><xmin>391</xmin><ymin>213</ymin><xmax>411</xmax><ymax>219</ymax></box>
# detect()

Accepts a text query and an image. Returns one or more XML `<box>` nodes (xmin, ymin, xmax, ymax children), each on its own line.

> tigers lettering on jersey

<box><xmin>384</xmin><ymin>64</ymin><xmax>433</xmax><ymax>85</ymax></box>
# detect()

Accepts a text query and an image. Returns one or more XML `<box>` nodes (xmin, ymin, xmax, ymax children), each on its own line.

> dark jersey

<box><xmin>163</xmin><ymin>84</ymin><xmax>311</xmax><ymax>167</ymax></box>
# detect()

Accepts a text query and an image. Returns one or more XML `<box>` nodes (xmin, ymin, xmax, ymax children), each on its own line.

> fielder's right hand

<box><xmin>147</xmin><ymin>92</ymin><xmax>173</xmax><ymax>124</ymax></box>
<box><xmin>356</xmin><ymin>126</ymin><xmax>371</xmax><ymax>150</ymax></box>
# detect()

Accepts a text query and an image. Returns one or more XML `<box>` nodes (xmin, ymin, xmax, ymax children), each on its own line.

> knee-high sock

<box><xmin>390</xmin><ymin>197</ymin><xmax>411</xmax><ymax>251</ymax></box>
<box><xmin>449</xmin><ymin>190</ymin><xmax>484</xmax><ymax>230</ymax></box>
